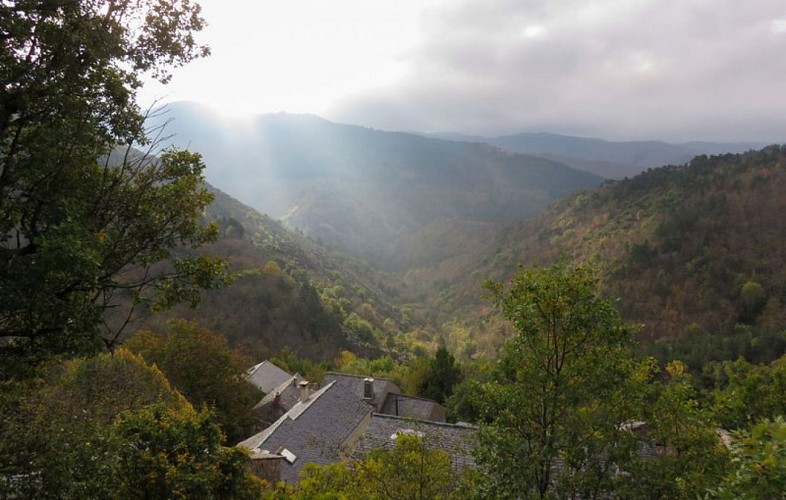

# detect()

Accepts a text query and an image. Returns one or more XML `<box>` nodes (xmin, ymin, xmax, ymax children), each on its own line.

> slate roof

<box><xmin>352</xmin><ymin>413</ymin><xmax>477</xmax><ymax>471</ymax></box>
<box><xmin>381</xmin><ymin>393</ymin><xmax>446</xmax><ymax>422</ymax></box>
<box><xmin>246</xmin><ymin>361</ymin><xmax>292</xmax><ymax>394</ymax></box>
<box><xmin>321</xmin><ymin>372</ymin><xmax>401</xmax><ymax>412</ymax></box>
<box><xmin>253</xmin><ymin>373</ymin><xmax>304</xmax><ymax>412</ymax></box>
<box><xmin>238</xmin><ymin>380</ymin><xmax>374</xmax><ymax>483</ymax></box>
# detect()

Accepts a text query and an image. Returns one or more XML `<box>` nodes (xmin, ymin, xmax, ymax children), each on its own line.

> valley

<box><xmin>6</xmin><ymin>2</ymin><xmax>786</xmax><ymax>496</ymax></box>
<box><xmin>145</xmin><ymin>103</ymin><xmax>786</xmax><ymax>370</ymax></box>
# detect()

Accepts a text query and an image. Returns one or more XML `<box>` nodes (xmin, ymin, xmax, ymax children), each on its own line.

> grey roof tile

<box><xmin>246</xmin><ymin>361</ymin><xmax>292</xmax><ymax>394</ymax></box>
<box><xmin>380</xmin><ymin>393</ymin><xmax>447</xmax><ymax>422</ymax></box>
<box><xmin>239</xmin><ymin>380</ymin><xmax>374</xmax><ymax>483</ymax></box>
<box><xmin>352</xmin><ymin>413</ymin><xmax>477</xmax><ymax>471</ymax></box>
<box><xmin>322</xmin><ymin>372</ymin><xmax>401</xmax><ymax>411</ymax></box>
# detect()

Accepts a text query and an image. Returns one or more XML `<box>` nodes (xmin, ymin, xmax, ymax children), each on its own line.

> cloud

<box><xmin>327</xmin><ymin>0</ymin><xmax>786</xmax><ymax>141</ymax></box>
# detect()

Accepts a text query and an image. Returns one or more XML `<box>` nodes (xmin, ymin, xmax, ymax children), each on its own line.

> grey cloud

<box><xmin>328</xmin><ymin>0</ymin><xmax>786</xmax><ymax>141</ymax></box>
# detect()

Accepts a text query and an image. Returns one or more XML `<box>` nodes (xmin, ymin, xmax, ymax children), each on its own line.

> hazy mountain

<box><xmin>148</xmin><ymin>102</ymin><xmax>602</xmax><ymax>267</ymax></box>
<box><xmin>428</xmin><ymin>131</ymin><xmax>766</xmax><ymax>179</ymax></box>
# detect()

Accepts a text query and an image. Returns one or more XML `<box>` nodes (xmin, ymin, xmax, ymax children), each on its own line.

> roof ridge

<box><xmin>288</xmin><ymin>380</ymin><xmax>336</xmax><ymax>420</ymax></box>
<box><xmin>253</xmin><ymin>373</ymin><xmax>303</xmax><ymax>410</ymax></box>
<box><xmin>324</xmin><ymin>371</ymin><xmax>390</xmax><ymax>381</ymax></box>
<box><xmin>239</xmin><ymin>380</ymin><xmax>337</xmax><ymax>451</ymax></box>
<box><xmin>370</xmin><ymin>412</ymin><xmax>477</xmax><ymax>430</ymax></box>
<box><xmin>385</xmin><ymin>393</ymin><xmax>444</xmax><ymax>404</ymax></box>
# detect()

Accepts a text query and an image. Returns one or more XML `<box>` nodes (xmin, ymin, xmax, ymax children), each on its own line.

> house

<box><xmin>246</xmin><ymin>360</ymin><xmax>292</xmax><ymax>394</ymax></box>
<box><xmin>252</xmin><ymin>372</ymin><xmax>308</xmax><ymax>428</ymax></box>
<box><xmin>238</xmin><ymin>369</ymin><xmax>473</xmax><ymax>484</ymax></box>
<box><xmin>252</xmin><ymin>371</ymin><xmax>447</xmax><ymax>429</ymax></box>
<box><xmin>238</xmin><ymin>378</ymin><xmax>375</xmax><ymax>482</ymax></box>
<box><xmin>352</xmin><ymin>413</ymin><xmax>476</xmax><ymax>471</ymax></box>
<box><xmin>321</xmin><ymin>372</ymin><xmax>447</xmax><ymax>422</ymax></box>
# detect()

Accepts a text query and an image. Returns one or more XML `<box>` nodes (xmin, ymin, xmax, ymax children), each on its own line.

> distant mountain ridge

<box><xmin>149</xmin><ymin>102</ymin><xmax>602</xmax><ymax>267</ymax></box>
<box><xmin>427</xmin><ymin>131</ymin><xmax>767</xmax><ymax>179</ymax></box>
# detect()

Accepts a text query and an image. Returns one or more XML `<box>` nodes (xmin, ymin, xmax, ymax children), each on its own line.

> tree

<box><xmin>476</xmin><ymin>262</ymin><xmax>639</xmax><ymax>498</ymax></box>
<box><xmin>0</xmin><ymin>349</ymin><xmax>187</xmax><ymax>498</ymax></box>
<box><xmin>712</xmin><ymin>417</ymin><xmax>786</xmax><ymax>499</ymax></box>
<box><xmin>707</xmin><ymin>356</ymin><xmax>786</xmax><ymax>430</ymax></box>
<box><xmin>415</xmin><ymin>346</ymin><xmax>462</xmax><ymax>405</ymax></box>
<box><xmin>278</xmin><ymin>434</ymin><xmax>462</xmax><ymax>499</ymax></box>
<box><xmin>113</xmin><ymin>403</ymin><xmax>263</xmax><ymax>499</ymax></box>
<box><xmin>0</xmin><ymin>0</ymin><xmax>224</xmax><ymax>376</ymax></box>
<box><xmin>0</xmin><ymin>349</ymin><xmax>262</xmax><ymax>498</ymax></box>
<box><xmin>125</xmin><ymin>319</ymin><xmax>263</xmax><ymax>444</ymax></box>
<box><xmin>738</xmin><ymin>281</ymin><xmax>767</xmax><ymax>324</ymax></box>
<box><xmin>618</xmin><ymin>360</ymin><xmax>731</xmax><ymax>498</ymax></box>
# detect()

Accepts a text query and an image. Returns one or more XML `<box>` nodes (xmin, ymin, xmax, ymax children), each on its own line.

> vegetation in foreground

<box><xmin>2</xmin><ymin>0</ymin><xmax>786</xmax><ymax>497</ymax></box>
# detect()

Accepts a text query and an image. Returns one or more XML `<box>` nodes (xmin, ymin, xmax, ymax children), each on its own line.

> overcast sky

<box><xmin>139</xmin><ymin>0</ymin><xmax>786</xmax><ymax>142</ymax></box>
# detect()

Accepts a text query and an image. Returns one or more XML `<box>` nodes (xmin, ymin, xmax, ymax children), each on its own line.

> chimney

<box><xmin>273</xmin><ymin>392</ymin><xmax>281</xmax><ymax>406</ymax></box>
<box><xmin>363</xmin><ymin>377</ymin><xmax>374</xmax><ymax>400</ymax></box>
<box><xmin>299</xmin><ymin>380</ymin><xmax>310</xmax><ymax>402</ymax></box>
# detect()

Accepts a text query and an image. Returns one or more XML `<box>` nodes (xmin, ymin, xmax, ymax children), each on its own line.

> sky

<box><xmin>139</xmin><ymin>0</ymin><xmax>786</xmax><ymax>142</ymax></box>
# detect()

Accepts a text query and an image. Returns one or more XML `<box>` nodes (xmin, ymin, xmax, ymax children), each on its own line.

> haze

<box><xmin>139</xmin><ymin>0</ymin><xmax>786</xmax><ymax>142</ymax></box>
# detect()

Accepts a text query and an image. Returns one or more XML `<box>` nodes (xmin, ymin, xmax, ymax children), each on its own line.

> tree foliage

<box><xmin>712</xmin><ymin>416</ymin><xmax>786</xmax><ymax>499</ymax></box>
<box><xmin>113</xmin><ymin>403</ymin><xmax>263</xmax><ymax>499</ymax></box>
<box><xmin>273</xmin><ymin>434</ymin><xmax>462</xmax><ymax>500</ymax></box>
<box><xmin>0</xmin><ymin>0</ymin><xmax>224</xmax><ymax>376</ymax></box>
<box><xmin>618</xmin><ymin>360</ymin><xmax>731</xmax><ymax>498</ymax></box>
<box><xmin>705</xmin><ymin>356</ymin><xmax>786</xmax><ymax>430</ymax></box>
<box><xmin>0</xmin><ymin>349</ymin><xmax>261</xmax><ymax>498</ymax></box>
<box><xmin>476</xmin><ymin>262</ymin><xmax>640</xmax><ymax>498</ymax></box>
<box><xmin>125</xmin><ymin>319</ymin><xmax>262</xmax><ymax>444</ymax></box>
<box><xmin>414</xmin><ymin>345</ymin><xmax>462</xmax><ymax>405</ymax></box>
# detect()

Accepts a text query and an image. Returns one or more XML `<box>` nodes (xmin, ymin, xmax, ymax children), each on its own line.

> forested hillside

<box><xmin>137</xmin><ymin>184</ymin><xmax>420</xmax><ymax>361</ymax></box>
<box><xmin>456</xmin><ymin>146</ymin><xmax>786</xmax><ymax>368</ymax></box>
<box><xmin>169</xmin><ymin>147</ymin><xmax>786</xmax><ymax>371</ymax></box>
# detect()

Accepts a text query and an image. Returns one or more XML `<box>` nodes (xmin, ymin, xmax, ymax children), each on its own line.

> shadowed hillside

<box><xmin>416</xmin><ymin>146</ymin><xmax>786</xmax><ymax>366</ymax></box>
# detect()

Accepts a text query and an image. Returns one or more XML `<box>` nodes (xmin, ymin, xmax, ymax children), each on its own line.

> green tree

<box><xmin>707</xmin><ymin>356</ymin><xmax>786</xmax><ymax>430</ymax></box>
<box><xmin>113</xmin><ymin>403</ymin><xmax>263</xmax><ymax>499</ymax></box>
<box><xmin>281</xmin><ymin>434</ymin><xmax>461</xmax><ymax>499</ymax></box>
<box><xmin>738</xmin><ymin>281</ymin><xmax>767</xmax><ymax>324</ymax></box>
<box><xmin>125</xmin><ymin>319</ymin><xmax>263</xmax><ymax>444</ymax></box>
<box><xmin>618</xmin><ymin>360</ymin><xmax>730</xmax><ymax>498</ymax></box>
<box><xmin>476</xmin><ymin>263</ymin><xmax>639</xmax><ymax>498</ymax></box>
<box><xmin>0</xmin><ymin>349</ymin><xmax>186</xmax><ymax>498</ymax></box>
<box><xmin>415</xmin><ymin>346</ymin><xmax>462</xmax><ymax>405</ymax></box>
<box><xmin>0</xmin><ymin>349</ymin><xmax>261</xmax><ymax>498</ymax></box>
<box><xmin>712</xmin><ymin>416</ymin><xmax>786</xmax><ymax>499</ymax></box>
<box><xmin>0</xmin><ymin>0</ymin><xmax>224</xmax><ymax>377</ymax></box>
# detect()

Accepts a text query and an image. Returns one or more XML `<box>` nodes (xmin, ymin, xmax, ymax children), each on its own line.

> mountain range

<box><xmin>428</xmin><ymin>132</ymin><xmax>766</xmax><ymax>179</ymax></box>
<box><xmin>141</xmin><ymin>102</ymin><xmax>786</xmax><ymax>368</ymax></box>
<box><xmin>149</xmin><ymin>102</ymin><xmax>602</xmax><ymax>265</ymax></box>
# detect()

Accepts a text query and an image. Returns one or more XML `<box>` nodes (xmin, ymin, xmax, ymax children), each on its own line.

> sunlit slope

<box><xmin>135</xmin><ymin>183</ymin><xmax>418</xmax><ymax>361</ymax></box>
<box><xmin>151</xmin><ymin>102</ymin><xmax>603</xmax><ymax>266</ymax></box>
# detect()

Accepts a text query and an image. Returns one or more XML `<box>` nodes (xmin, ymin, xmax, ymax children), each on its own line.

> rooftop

<box><xmin>246</xmin><ymin>361</ymin><xmax>294</xmax><ymax>394</ymax></box>
<box><xmin>352</xmin><ymin>413</ymin><xmax>477</xmax><ymax>471</ymax></box>
<box><xmin>238</xmin><ymin>380</ymin><xmax>374</xmax><ymax>482</ymax></box>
